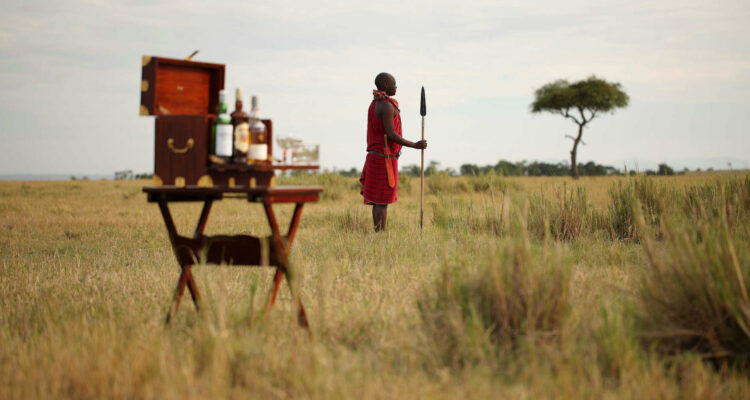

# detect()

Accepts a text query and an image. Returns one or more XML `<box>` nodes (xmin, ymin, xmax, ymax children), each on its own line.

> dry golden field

<box><xmin>1</xmin><ymin>172</ymin><xmax>749</xmax><ymax>399</ymax></box>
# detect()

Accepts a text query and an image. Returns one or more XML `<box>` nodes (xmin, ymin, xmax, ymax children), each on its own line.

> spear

<box><xmin>420</xmin><ymin>86</ymin><xmax>426</xmax><ymax>230</ymax></box>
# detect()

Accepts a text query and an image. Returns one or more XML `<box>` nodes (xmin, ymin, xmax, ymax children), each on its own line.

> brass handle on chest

<box><xmin>167</xmin><ymin>138</ymin><xmax>194</xmax><ymax>154</ymax></box>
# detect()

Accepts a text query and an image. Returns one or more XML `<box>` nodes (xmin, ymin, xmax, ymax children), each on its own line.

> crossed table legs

<box><xmin>157</xmin><ymin>198</ymin><xmax>309</xmax><ymax>328</ymax></box>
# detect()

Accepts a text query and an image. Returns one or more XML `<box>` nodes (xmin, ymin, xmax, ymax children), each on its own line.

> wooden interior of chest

<box><xmin>141</xmin><ymin>56</ymin><xmax>224</xmax><ymax>117</ymax></box>
<box><xmin>154</xmin><ymin>64</ymin><xmax>219</xmax><ymax>115</ymax></box>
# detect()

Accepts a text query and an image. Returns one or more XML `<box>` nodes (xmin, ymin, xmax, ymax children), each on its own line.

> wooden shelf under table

<box><xmin>143</xmin><ymin>185</ymin><xmax>323</xmax><ymax>203</ymax></box>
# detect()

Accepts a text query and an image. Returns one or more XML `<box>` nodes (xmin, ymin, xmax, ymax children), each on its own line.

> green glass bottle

<box><xmin>212</xmin><ymin>90</ymin><xmax>232</xmax><ymax>161</ymax></box>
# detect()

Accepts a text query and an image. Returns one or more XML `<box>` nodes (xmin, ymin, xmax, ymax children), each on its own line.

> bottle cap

<box><xmin>251</xmin><ymin>95</ymin><xmax>258</xmax><ymax>109</ymax></box>
<box><xmin>219</xmin><ymin>89</ymin><xmax>226</xmax><ymax>102</ymax></box>
<box><xmin>236</xmin><ymin>88</ymin><xmax>244</xmax><ymax>102</ymax></box>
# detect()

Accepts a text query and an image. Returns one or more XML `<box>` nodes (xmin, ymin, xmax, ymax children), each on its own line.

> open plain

<box><xmin>1</xmin><ymin>172</ymin><xmax>749</xmax><ymax>399</ymax></box>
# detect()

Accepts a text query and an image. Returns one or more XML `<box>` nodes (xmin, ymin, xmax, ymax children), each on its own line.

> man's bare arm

<box><xmin>375</xmin><ymin>102</ymin><xmax>427</xmax><ymax>150</ymax></box>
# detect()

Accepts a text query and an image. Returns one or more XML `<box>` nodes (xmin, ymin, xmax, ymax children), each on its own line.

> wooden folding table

<box><xmin>143</xmin><ymin>185</ymin><xmax>323</xmax><ymax>328</ymax></box>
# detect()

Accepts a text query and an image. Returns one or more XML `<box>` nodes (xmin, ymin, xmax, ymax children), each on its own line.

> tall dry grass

<box><xmin>527</xmin><ymin>183</ymin><xmax>593</xmax><ymax>241</ymax></box>
<box><xmin>418</xmin><ymin>223</ymin><xmax>570</xmax><ymax>368</ymax></box>
<box><xmin>606</xmin><ymin>176</ymin><xmax>676</xmax><ymax>240</ymax></box>
<box><xmin>635</xmin><ymin>197</ymin><xmax>750</xmax><ymax>366</ymax></box>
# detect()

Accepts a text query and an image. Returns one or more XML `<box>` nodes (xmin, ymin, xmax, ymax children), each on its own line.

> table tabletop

<box><xmin>143</xmin><ymin>185</ymin><xmax>324</xmax><ymax>203</ymax></box>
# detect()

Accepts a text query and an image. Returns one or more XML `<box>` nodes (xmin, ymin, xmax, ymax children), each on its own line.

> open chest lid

<box><xmin>140</xmin><ymin>56</ymin><xmax>225</xmax><ymax>116</ymax></box>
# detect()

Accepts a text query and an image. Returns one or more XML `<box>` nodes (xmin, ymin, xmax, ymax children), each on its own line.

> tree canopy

<box><xmin>531</xmin><ymin>76</ymin><xmax>629</xmax><ymax>118</ymax></box>
<box><xmin>530</xmin><ymin>75</ymin><xmax>629</xmax><ymax>178</ymax></box>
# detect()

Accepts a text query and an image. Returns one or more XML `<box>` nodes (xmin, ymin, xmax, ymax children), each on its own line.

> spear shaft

<box><xmin>420</xmin><ymin>87</ymin><xmax>426</xmax><ymax>230</ymax></box>
<box><xmin>420</xmin><ymin>116</ymin><xmax>424</xmax><ymax>229</ymax></box>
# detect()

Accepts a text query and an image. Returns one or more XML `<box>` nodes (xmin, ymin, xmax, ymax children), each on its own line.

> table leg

<box><xmin>185</xmin><ymin>200</ymin><xmax>212</xmax><ymax>309</ymax></box>
<box><xmin>159</xmin><ymin>199</ymin><xmax>213</xmax><ymax>324</ymax></box>
<box><xmin>268</xmin><ymin>268</ymin><xmax>284</xmax><ymax>308</ymax></box>
<box><xmin>287</xmin><ymin>203</ymin><xmax>304</xmax><ymax>246</ymax></box>
<box><xmin>194</xmin><ymin>200</ymin><xmax>213</xmax><ymax>237</ymax></box>
<box><xmin>165</xmin><ymin>267</ymin><xmax>190</xmax><ymax>324</ymax></box>
<box><xmin>263</xmin><ymin>202</ymin><xmax>309</xmax><ymax>328</ymax></box>
<box><xmin>157</xmin><ymin>199</ymin><xmax>178</xmax><ymax>240</ymax></box>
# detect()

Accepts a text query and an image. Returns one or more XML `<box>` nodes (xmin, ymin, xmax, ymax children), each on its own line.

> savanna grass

<box><xmin>2</xmin><ymin>172</ymin><xmax>750</xmax><ymax>399</ymax></box>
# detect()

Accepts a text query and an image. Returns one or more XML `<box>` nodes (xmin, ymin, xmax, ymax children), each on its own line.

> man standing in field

<box><xmin>360</xmin><ymin>72</ymin><xmax>428</xmax><ymax>232</ymax></box>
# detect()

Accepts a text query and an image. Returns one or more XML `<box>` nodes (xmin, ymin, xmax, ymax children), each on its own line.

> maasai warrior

<box><xmin>360</xmin><ymin>72</ymin><xmax>428</xmax><ymax>231</ymax></box>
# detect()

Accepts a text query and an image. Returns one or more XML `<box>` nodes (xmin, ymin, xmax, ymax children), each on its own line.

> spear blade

<box><xmin>420</xmin><ymin>86</ymin><xmax>426</xmax><ymax>116</ymax></box>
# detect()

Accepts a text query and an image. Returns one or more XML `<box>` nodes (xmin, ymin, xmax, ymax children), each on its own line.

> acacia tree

<box><xmin>531</xmin><ymin>76</ymin><xmax>629</xmax><ymax>178</ymax></box>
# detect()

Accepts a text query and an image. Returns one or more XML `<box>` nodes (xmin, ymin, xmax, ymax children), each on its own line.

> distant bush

<box><xmin>406</xmin><ymin>159</ymin><xmax>623</xmax><ymax>178</ymax></box>
<box><xmin>459</xmin><ymin>159</ymin><xmax>619</xmax><ymax>177</ymax></box>
<box><xmin>657</xmin><ymin>163</ymin><xmax>675</xmax><ymax>176</ymax></box>
<box><xmin>418</xmin><ymin>233</ymin><xmax>570</xmax><ymax>367</ymax></box>
<box><xmin>465</xmin><ymin>171</ymin><xmax>519</xmax><ymax>194</ymax></box>
<box><xmin>400</xmin><ymin>164</ymin><xmax>421</xmax><ymax>177</ymax></box>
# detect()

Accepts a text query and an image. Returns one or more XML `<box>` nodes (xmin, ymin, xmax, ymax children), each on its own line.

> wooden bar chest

<box><xmin>139</xmin><ymin>55</ymin><xmax>275</xmax><ymax>187</ymax></box>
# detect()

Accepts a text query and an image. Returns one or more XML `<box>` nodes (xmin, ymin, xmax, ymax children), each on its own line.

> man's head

<box><xmin>375</xmin><ymin>72</ymin><xmax>397</xmax><ymax>96</ymax></box>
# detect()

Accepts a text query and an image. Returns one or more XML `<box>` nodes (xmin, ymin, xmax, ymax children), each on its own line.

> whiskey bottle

<box><xmin>212</xmin><ymin>90</ymin><xmax>232</xmax><ymax>161</ymax></box>
<box><xmin>231</xmin><ymin>88</ymin><xmax>250</xmax><ymax>164</ymax></box>
<box><xmin>248</xmin><ymin>95</ymin><xmax>268</xmax><ymax>163</ymax></box>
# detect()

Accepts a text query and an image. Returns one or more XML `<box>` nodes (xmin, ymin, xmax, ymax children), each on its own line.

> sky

<box><xmin>1</xmin><ymin>0</ymin><xmax>749</xmax><ymax>176</ymax></box>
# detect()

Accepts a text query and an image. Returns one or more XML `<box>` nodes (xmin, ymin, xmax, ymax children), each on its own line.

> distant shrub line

<box><xmin>328</xmin><ymin>160</ymin><xmax>686</xmax><ymax>178</ymax></box>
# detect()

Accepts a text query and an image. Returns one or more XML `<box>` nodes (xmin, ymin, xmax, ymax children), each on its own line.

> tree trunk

<box><xmin>570</xmin><ymin>124</ymin><xmax>584</xmax><ymax>179</ymax></box>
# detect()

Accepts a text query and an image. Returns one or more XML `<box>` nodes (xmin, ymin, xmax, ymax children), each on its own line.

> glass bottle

<box><xmin>248</xmin><ymin>96</ymin><xmax>268</xmax><ymax>163</ymax></box>
<box><xmin>212</xmin><ymin>90</ymin><xmax>232</xmax><ymax>161</ymax></box>
<box><xmin>231</xmin><ymin>88</ymin><xmax>250</xmax><ymax>164</ymax></box>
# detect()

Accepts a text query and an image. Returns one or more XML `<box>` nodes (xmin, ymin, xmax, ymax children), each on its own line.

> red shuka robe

<box><xmin>360</xmin><ymin>100</ymin><xmax>402</xmax><ymax>204</ymax></box>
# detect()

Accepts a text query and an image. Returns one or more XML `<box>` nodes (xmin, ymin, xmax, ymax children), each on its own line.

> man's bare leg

<box><xmin>373</xmin><ymin>204</ymin><xmax>388</xmax><ymax>232</ymax></box>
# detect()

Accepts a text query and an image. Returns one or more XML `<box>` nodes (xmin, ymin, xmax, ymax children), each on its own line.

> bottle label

<box><xmin>216</xmin><ymin>124</ymin><xmax>233</xmax><ymax>157</ymax></box>
<box><xmin>249</xmin><ymin>144</ymin><xmax>268</xmax><ymax>161</ymax></box>
<box><xmin>250</xmin><ymin>119</ymin><xmax>267</xmax><ymax>144</ymax></box>
<box><xmin>234</xmin><ymin>122</ymin><xmax>250</xmax><ymax>153</ymax></box>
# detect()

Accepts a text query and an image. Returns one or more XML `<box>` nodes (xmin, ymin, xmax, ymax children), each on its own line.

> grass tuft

<box><xmin>635</xmin><ymin>203</ymin><xmax>750</xmax><ymax>366</ymax></box>
<box><xmin>528</xmin><ymin>183</ymin><xmax>593</xmax><ymax>241</ymax></box>
<box><xmin>418</xmin><ymin>225</ymin><xmax>570</xmax><ymax>367</ymax></box>
<box><xmin>684</xmin><ymin>176</ymin><xmax>750</xmax><ymax>230</ymax></box>
<box><xmin>607</xmin><ymin>176</ymin><xmax>673</xmax><ymax>240</ymax></box>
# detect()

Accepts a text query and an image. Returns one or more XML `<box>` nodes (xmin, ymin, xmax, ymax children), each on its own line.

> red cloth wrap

<box><xmin>360</xmin><ymin>99</ymin><xmax>402</xmax><ymax>204</ymax></box>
